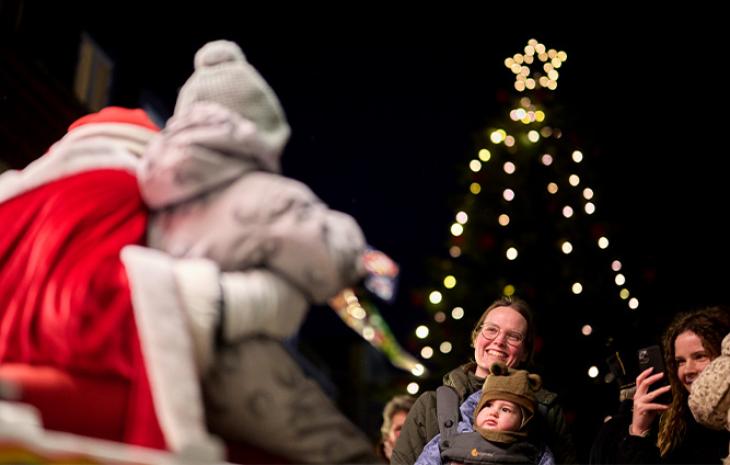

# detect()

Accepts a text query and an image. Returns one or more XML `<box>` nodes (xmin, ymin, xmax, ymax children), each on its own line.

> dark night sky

<box><xmin>8</xmin><ymin>4</ymin><xmax>730</xmax><ymax>458</ymax></box>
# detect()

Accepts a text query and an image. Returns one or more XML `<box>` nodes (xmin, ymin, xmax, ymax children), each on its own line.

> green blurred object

<box><xmin>329</xmin><ymin>288</ymin><xmax>426</xmax><ymax>377</ymax></box>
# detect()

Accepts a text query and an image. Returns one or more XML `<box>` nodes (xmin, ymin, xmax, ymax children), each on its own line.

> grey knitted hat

<box><xmin>175</xmin><ymin>40</ymin><xmax>290</xmax><ymax>166</ymax></box>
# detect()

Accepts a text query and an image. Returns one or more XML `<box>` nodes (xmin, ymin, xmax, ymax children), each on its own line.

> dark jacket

<box><xmin>589</xmin><ymin>398</ymin><xmax>633</xmax><ymax>464</ymax></box>
<box><xmin>391</xmin><ymin>362</ymin><xmax>577</xmax><ymax>464</ymax></box>
<box><xmin>615</xmin><ymin>413</ymin><xmax>729</xmax><ymax>464</ymax></box>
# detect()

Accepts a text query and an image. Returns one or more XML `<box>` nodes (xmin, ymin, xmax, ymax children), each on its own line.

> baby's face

<box><xmin>476</xmin><ymin>399</ymin><xmax>522</xmax><ymax>432</ymax></box>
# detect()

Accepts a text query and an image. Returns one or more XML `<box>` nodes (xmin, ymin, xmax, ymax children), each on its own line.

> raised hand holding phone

<box><xmin>637</xmin><ymin>345</ymin><xmax>672</xmax><ymax>405</ymax></box>
<box><xmin>630</xmin><ymin>345</ymin><xmax>672</xmax><ymax>436</ymax></box>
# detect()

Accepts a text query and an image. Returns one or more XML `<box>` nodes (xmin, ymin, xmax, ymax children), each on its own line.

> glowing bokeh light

<box><xmin>452</xmin><ymin>307</ymin><xmax>465</xmax><ymax>320</ymax></box>
<box><xmin>490</xmin><ymin>129</ymin><xmax>506</xmax><ymax>144</ymax></box>
<box><xmin>440</xmin><ymin>341</ymin><xmax>453</xmax><ymax>354</ymax></box>
<box><xmin>350</xmin><ymin>306</ymin><xmax>366</xmax><ymax>320</ymax></box>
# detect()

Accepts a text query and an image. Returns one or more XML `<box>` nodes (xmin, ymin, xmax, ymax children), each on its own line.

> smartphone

<box><xmin>637</xmin><ymin>345</ymin><xmax>672</xmax><ymax>404</ymax></box>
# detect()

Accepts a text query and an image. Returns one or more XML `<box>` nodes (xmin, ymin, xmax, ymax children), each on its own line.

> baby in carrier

<box><xmin>415</xmin><ymin>363</ymin><xmax>554</xmax><ymax>465</ymax></box>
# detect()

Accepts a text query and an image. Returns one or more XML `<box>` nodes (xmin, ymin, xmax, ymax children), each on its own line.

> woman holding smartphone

<box><xmin>616</xmin><ymin>306</ymin><xmax>730</xmax><ymax>463</ymax></box>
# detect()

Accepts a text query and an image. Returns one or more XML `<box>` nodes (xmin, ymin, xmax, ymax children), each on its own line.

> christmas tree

<box><xmin>400</xmin><ymin>38</ymin><xmax>645</xmax><ymax>453</ymax></box>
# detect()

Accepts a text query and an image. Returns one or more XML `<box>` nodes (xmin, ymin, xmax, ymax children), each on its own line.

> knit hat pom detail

<box><xmin>194</xmin><ymin>40</ymin><xmax>246</xmax><ymax>69</ymax></box>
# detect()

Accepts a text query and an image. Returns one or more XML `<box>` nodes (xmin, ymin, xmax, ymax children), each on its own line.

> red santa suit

<box><xmin>0</xmin><ymin>107</ymin><xmax>212</xmax><ymax>454</ymax></box>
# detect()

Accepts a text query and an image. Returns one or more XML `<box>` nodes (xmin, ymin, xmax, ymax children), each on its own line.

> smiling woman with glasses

<box><xmin>480</xmin><ymin>323</ymin><xmax>525</xmax><ymax>346</ymax></box>
<box><xmin>391</xmin><ymin>296</ymin><xmax>576</xmax><ymax>465</ymax></box>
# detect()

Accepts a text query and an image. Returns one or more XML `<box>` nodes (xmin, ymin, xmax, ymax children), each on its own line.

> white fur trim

<box><xmin>121</xmin><ymin>245</ymin><xmax>222</xmax><ymax>459</ymax></box>
<box><xmin>172</xmin><ymin>258</ymin><xmax>221</xmax><ymax>373</ymax></box>
<box><xmin>0</xmin><ymin>122</ymin><xmax>153</xmax><ymax>204</ymax></box>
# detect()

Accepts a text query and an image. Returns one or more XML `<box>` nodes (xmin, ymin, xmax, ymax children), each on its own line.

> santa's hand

<box><xmin>219</xmin><ymin>269</ymin><xmax>308</xmax><ymax>341</ymax></box>
<box><xmin>172</xmin><ymin>261</ymin><xmax>307</xmax><ymax>372</ymax></box>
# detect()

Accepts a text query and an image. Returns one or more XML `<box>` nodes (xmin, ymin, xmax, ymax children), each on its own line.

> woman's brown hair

<box><xmin>657</xmin><ymin>305</ymin><xmax>730</xmax><ymax>456</ymax></box>
<box><xmin>469</xmin><ymin>295</ymin><xmax>536</xmax><ymax>367</ymax></box>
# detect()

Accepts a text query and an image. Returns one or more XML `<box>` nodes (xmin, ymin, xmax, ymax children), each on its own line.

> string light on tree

<box><xmin>561</xmin><ymin>241</ymin><xmax>573</xmax><ymax>254</ymax></box>
<box><xmin>405</xmin><ymin>38</ymin><xmax>643</xmax><ymax>399</ymax></box>
<box><xmin>451</xmin><ymin>307</ymin><xmax>464</xmax><ymax>320</ymax></box>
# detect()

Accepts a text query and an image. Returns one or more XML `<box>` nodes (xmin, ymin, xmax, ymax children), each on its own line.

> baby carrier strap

<box><xmin>443</xmin><ymin>432</ymin><xmax>540</xmax><ymax>465</ymax></box>
<box><xmin>436</xmin><ymin>385</ymin><xmax>460</xmax><ymax>443</ymax></box>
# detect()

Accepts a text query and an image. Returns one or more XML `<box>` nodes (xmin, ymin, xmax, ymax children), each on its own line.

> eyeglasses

<box><xmin>480</xmin><ymin>324</ymin><xmax>524</xmax><ymax>346</ymax></box>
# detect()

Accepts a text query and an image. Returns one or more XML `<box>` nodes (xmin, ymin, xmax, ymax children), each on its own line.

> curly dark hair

<box><xmin>657</xmin><ymin>305</ymin><xmax>730</xmax><ymax>456</ymax></box>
